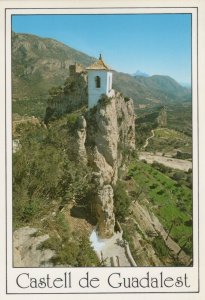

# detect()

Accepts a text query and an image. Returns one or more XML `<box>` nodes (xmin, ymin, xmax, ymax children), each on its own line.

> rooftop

<box><xmin>86</xmin><ymin>54</ymin><xmax>111</xmax><ymax>71</ymax></box>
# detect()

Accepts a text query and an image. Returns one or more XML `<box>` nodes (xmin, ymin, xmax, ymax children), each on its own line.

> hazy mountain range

<box><xmin>12</xmin><ymin>32</ymin><xmax>191</xmax><ymax>104</ymax></box>
<box><xmin>132</xmin><ymin>70</ymin><xmax>150</xmax><ymax>77</ymax></box>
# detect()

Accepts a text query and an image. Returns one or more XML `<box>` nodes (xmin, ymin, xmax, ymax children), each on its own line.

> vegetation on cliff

<box><xmin>13</xmin><ymin>114</ymin><xmax>99</xmax><ymax>266</ymax></box>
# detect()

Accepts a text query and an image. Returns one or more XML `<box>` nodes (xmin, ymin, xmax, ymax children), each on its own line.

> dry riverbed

<box><xmin>139</xmin><ymin>152</ymin><xmax>192</xmax><ymax>172</ymax></box>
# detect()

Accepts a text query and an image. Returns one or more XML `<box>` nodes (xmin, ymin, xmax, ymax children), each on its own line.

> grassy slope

<box><xmin>146</xmin><ymin>127</ymin><xmax>192</xmax><ymax>154</ymax></box>
<box><xmin>135</xmin><ymin>102</ymin><xmax>192</xmax><ymax>151</ymax></box>
<box><xmin>128</xmin><ymin>160</ymin><xmax>192</xmax><ymax>255</ymax></box>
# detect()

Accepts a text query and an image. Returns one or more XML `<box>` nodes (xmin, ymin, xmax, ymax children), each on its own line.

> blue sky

<box><xmin>12</xmin><ymin>14</ymin><xmax>191</xmax><ymax>84</ymax></box>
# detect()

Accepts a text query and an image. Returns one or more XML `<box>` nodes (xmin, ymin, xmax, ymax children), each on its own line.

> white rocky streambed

<box><xmin>89</xmin><ymin>228</ymin><xmax>133</xmax><ymax>267</ymax></box>
<box><xmin>139</xmin><ymin>151</ymin><xmax>192</xmax><ymax>172</ymax></box>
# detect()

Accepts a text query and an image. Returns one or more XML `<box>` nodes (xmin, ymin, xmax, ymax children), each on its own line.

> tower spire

<box><xmin>99</xmin><ymin>53</ymin><xmax>102</xmax><ymax>60</ymax></box>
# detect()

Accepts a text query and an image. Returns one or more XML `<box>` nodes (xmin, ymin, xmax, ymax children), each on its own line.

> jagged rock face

<box><xmin>95</xmin><ymin>185</ymin><xmax>115</xmax><ymax>238</ymax></box>
<box><xmin>93</xmin><ymin>147</ymin><xmax>114</xmax><ymax>184</ymax></box>
<box><xmin>91</xmin><ymin>93</ymin><xmax>135</xmax><ymax>185</ymax></box>
<box><xmin>84</xmin><ymin>92</ymin><xmax>135</xmax><ymax>238</ymax></box>
<box><xmin>76</xmin><ymin>116</ymin><xmax>87</xmax><ymax>164</ymax></box>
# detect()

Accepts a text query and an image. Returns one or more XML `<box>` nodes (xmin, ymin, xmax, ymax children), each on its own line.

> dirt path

<box><xmin>90</xmin><ymin>230</ymin><xmax>132</xmax><ymax>267</ymax></box>
<box><xmin>139</xmin><ymin>152</ymin><xmax>192</xmax><ymax>171</ymax></box>
<box><xmin>143</xmin><ymin>129</ymin><xmax>155</xmax><ymax>149</ymax></box>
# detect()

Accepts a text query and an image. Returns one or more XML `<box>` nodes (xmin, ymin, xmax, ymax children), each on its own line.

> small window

<box><xmin>95</xmin><ymin>76</ymin><xmax>101</xmax><ymax>88</ymax></box>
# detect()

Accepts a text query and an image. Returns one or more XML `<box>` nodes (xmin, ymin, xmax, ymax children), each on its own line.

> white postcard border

<box><xmin>1</xmin><ymin>1</ymin><xmax>204</xmax><ymax>299</ymax></box>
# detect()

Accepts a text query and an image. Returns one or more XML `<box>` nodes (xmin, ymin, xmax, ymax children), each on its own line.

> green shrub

<box><xmin>152</xmin><ymin>236</ymin><xmax>169</xmax><ymax>258</ymax></box>
<box><xmin>114</xmin><ymin>180</ymin><xmax>132</xmax><ymax>222</ymax></box>
<box><xmin>13</xmin><ymin>117</ymin><xmax>93</xmax><ymax>229</ymax></box>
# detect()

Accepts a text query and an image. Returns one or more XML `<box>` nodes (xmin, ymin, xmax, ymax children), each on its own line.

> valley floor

<box><xmin>139</xmin><ymin>152</ymin><xmax>192</xmax><ymax>172</ymax></box>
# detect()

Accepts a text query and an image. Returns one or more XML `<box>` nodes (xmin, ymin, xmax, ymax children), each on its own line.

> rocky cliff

<box><xmin>44</xmin><ymin>64</ymin><xmax>136</xmax><ymax>239</ymax></box>
<box><xmin>75</xmin><ymin>92</ymin><xmax>135</xmax><ymax>238</ymax></box>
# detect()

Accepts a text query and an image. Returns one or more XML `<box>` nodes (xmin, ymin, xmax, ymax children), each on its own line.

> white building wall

<box><xmin>87</xmin><ymin>70</ymin><xmax>113</xmax><ymax>108</ymax></box>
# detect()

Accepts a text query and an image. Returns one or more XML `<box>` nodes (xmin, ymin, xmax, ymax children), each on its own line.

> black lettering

<box><xmin>46</xmin><ymin>274</ymin><xmax>53</xmax><ymax>288</ymax></box>
<box><xmin>151</xmin><ymin>278</ymin><xmax>158</xmax><ymax>288</ymax></box>
<box><xmin>123</xmin><ymin>277</ymin><xmax>131</xmax><ymax>288</ymax></box>
<box><xmin>79</xmin><ymin>272</ymin><xmax>89</xmax><ymax>288</ymax></box>
<box><xmin>64</xmin><ymin>272</ymin><xmax>72</xmax><ymax>288</ymax></box>
<box><xmin>30</xmin><ymin>277</ymin><xmax>38</xmax><ymax>288</ymax></box>
<box><xmin>53</xmin><ymin>278</ymin><xmax>63</xmax><ymax>288</ymax></box>
<box><xmin>108</xmin><ymin>273</ymin><xmax>121</xmax><ymax>288</ymax></box>
<box><xmin>131</xmin><ymin>277</ymin><xmax>139</xmax><ymax>288</ymax></box>
<box><xmin>184</xmin><ymin>273</ymin><xmax>190</xmax><ymax>287</ymax></box>
<box><xmin>16</xmin><ymin>273</ymin><xmax>29</xmax><ymax>289</ymax></box>
<box><xmin>164</xmin><ymin>277</ymin><xmax>174</xmax><ymax>288</ymax></box>
<box><xmin>160</xmin><ymin>272</ymin><xmax>163</xmax><ymax>287</ymax></box>
<box><xmin>90</xmin><ymin>278</ymin><xmax>100</xmax><ymax>288</ymax></box>
<box><xmin>140</xmin><ymin>272</ymin><xmax>149</xmax><ymax>288</ymax></box>
<box><xmin>175</xmin><ymin>276</ymin><xmax>183</xmax><ymax>287</ymax></box>
<box><xmin>38</xmin><ymin>278</ymin><xmax>46</xmax><ymax>288</ymax></box>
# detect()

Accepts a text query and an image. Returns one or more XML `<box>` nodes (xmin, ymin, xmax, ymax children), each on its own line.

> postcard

<box><xmin>0</xmin><ymin>0</ymin><xmax>205</xmax><ymax>299</ymax></box>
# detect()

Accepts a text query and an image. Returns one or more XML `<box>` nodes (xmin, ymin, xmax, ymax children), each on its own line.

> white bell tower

<box><xmin>86</xmin><ymin>54</ymin><xmax>114</xmax><ymax>108</ymax></box>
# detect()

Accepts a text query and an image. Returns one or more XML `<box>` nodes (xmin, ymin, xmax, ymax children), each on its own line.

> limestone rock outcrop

<box><xmin>95</xmin><ymin>184</ymin><xmax>115</xmax><ymax>238</ymax></box>
<box><xmin>84</xmin><ymin>92</ymin><xmax>135</xmax><ymax>238</ymax></box>
<box><xmin>76</xmin><ymin>116</ymin><xmax>87</xmax><ymax>164</ymax></box>
<box><xmin>13</xmin><ymin>227</ymin><xmax>55</xmax><ymax>267</ymax></box>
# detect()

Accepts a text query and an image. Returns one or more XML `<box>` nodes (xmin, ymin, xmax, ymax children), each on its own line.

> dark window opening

<box><xmin>95</xmin><ymin>76</ymin><xmax>101</xmax><ymax>88</ymax></box>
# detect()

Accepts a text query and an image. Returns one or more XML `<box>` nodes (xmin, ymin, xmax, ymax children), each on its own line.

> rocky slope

<box><xmin>13</xmin><ymin>227</ymin><xmax>55</xmax><ymax>267</ymax></box>
<box><xmin>124</xmin><ymin>199</ymin><xmax>191</xmax><ymax>266</ymax></box>
<box><xmin>12</xmin><ymin>32</ymin><xmax>95</xmax><ymax>99</ymax></box>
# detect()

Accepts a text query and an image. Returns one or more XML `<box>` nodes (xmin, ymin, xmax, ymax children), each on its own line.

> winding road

<box><xmin>140</xmin><ymin>129</ymin><xmax>192</xmax><ymax>171</ymax></box>
<box><xmin>143</xmin><ymin>129</ymin><xmax>155</xmax><ymax>149</ymax></box>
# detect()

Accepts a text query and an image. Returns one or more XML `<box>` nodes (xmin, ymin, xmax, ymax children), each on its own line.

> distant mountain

<box><xmin>113</xmin><ymin>72</ymin><xmax>191</xmax><ymax>104</ymax></box>
<box><xmin>12</xmin><ymin>32</ymin><xmax>191</xmax><ymax>105</ymax></box>
<box><xmin>132</xmin><ymin>70</ymin><xmax>150</xmax><ymax>77</ymax></box>
<box><xmin>11</xmin><ymin>32</ymin><xmax>96</xmax><ymax>100</ymax></box>
<box><xmin>180</xmin><ymin>82</ymin><xmax>191</xmax><ymax>89</ymax></box>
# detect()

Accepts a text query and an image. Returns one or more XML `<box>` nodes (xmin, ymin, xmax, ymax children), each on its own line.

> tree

<box><xmin>114</xmin><ymin>181</ymin><xmax>131</xmax><ymax>222</ymax></box>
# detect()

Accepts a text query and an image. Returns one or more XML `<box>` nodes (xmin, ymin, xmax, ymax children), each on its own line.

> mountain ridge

<box><xmin>132</xmin><ymin>70</ymin><xmax>150</xmax><ymax>77</ymax></box>
<box><xmin>12</xmin><ymin>32</ymin><xmax>191</xmax><ymax>105</ymax></box>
